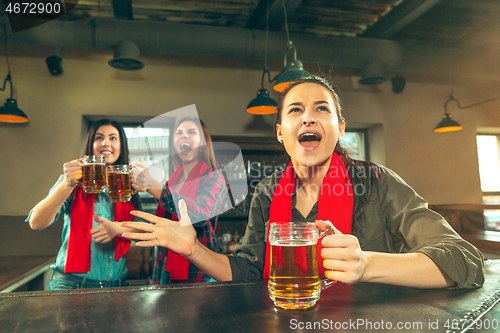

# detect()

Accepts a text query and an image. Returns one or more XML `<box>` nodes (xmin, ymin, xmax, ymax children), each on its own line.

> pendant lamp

<box><xmin>245</xmin><ymin>0</ymin><xmax>277</xmax><ymax>114</ymax></box>
<box><xmin>434</xmin><ymin>94</ymin><xmax>500</xmax><ymax>133</ymax></box>
<box><xmin>273</xmin><ymin>44</ymin><xmax>311</xmax><ymax>92</ymax></box>
<box><xmin>434</xmin><ymin>113</ymin><xmax>462</xmax><ymax>133</ymax></box>
<box><xmin>0</xmin><ymin>75</ymin><xmax>28</xmax><ymax>124</ymax></box>
<box><xmin>434</xmin><ymin>96</ymin><xmax>462</xmax><ymax>133</ymax></box>
<box><xmin>246</xmin><ymin>87</ymin><xmax>277</xmax><ymax>114</ymax></box>
<box><xmin>271</xmin><ymin>0</ymin><xmax>311</xmax><ymax>92</ymax></box>
<box><xmin>0</xmin><ymin>20</ymin><xmax>27</xmax><ymax>124</ymax></box>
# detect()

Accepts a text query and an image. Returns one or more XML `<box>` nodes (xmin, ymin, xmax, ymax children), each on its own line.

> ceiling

<box><xmin>58</xmin><ymin>0</ymin><xmax>500</xmax><ymax>48</ymax></box>
<box><xmin>65</xmin><ymin>0</ymin><xmax>403</xmax><ymax>37</ymax></box>
<box><xmin>4</xmin><ymin>0</ymin><xmax>500</xmax><ymax>83</ymax></box>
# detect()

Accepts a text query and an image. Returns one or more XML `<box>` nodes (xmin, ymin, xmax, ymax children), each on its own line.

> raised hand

<box><xmin>316</xmin><ymin>220</ymin><xmax>368</xmax><ymax>285</ymax></box>
<box><xmin>130</xmin><ymin>161</ymin><xmax>164</xmax><ymax>192</ymax></box>
<box><xmin>90</xmin><ymin>213</ymin><xmax>120</xmax><ymax>243</ymax></box>
<box><xmin>121</xmin><ymin>199</ymin><xmax>197</xmax><ymax>257</ymax></box>
<box><xmin>63</xmin><ymin>159</ymin><xmax>83</xmax><ymax>187</ymax></box>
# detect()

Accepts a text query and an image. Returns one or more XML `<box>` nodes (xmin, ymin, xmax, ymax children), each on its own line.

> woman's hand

<box><xmin>121</xmin><ymin>199</ymin><xmax>197</xmax><ymax>257</ymax></box>
<box><xmin>316</xmin><ymin>220</ymin><xmax>369</xmax><ymax>285</ymax></box>
<box><xmin>63</xmin><ymin>159</ymin><xmax>83</xmax><ymax>187</ymax></box>
<box><xmin>90</xmin><ymin>214</ymin><xmax>120</xmax><ymax>243</ymax></box>
<box><xmin>131</xmin><ymin>161</ymin><xmax>163</xmax><ymax>192</ymax></box>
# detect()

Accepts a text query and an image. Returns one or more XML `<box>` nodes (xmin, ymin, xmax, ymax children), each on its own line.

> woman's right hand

<box><xmin>63</xmin><ymin>159</ymin><xmax>83</xmax><ymax>187</ymax></box>
<box><xmin>121</xmin><ymin>199</ymin><xmax>197</xmax><ymax>257</ymax></box>
<box><xmin>131</xmin><ymin>160</ymin><xmax>163</xmax><ymax>193</ymax></box>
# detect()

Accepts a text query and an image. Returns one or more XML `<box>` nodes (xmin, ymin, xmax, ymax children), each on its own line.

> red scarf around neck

<box><xmin>263</xmin><ymin>152</ymin><xmax>354</xmax><ymax>279</ymax></box>
<box><xmin>157</xmin><ymin>160</ymin><xmax>210</xmax><ymax>280</ymax></box>
<box><xmin>65</xmin><ymin>186</ymin><xmax>134</xmax><ymax>273</ymax></box>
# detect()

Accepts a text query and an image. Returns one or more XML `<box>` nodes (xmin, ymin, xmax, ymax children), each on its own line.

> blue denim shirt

<box><xmin>26</xmin><ymin>175</ymin><xmax>128</xmax><ymax>281</ymax></box>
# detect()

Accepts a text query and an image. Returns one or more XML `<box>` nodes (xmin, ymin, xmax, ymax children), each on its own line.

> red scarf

<box><xmin>156</xmin><ymin>160</ymin><xmax>210</xmax><ymax>280</ymax></box>
<box><xmin>65</xmin><ymin>186</ymin><xmax>134</xmax><ymax>273</ymax></box>
<box><xmin>263</xmin><ymin>152</ymin><xmax>354</xmax><ymax>279</ymax></box>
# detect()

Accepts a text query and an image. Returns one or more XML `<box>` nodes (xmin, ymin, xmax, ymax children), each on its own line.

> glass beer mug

<box><xmin>268</xmin><ymin>222</ymin><xmax>335</xmax><ymax>310</ymax></box>
<box><xmin>106</xmin><ymin>165</ymin><xmax>136</xmax><ymax>202</ymax></box>
<box><xmin>81</xmin><ymin>155</ymin><xmax>107</xmax><ymax>193</ymax></box>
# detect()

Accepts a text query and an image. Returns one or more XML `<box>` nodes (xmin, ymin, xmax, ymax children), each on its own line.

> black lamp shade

<box><xmin>273</xmin><ymin>60</ymin><xmax>311</xmax><ymax>92</ymax></box>
<box><xmin>358</xmin><ymin>61</ymin><xmax>388</xmax><ymax>85</ymax></box>
<box><xmin>434</xmin><ymin>114</ymin><xmax>462</xmax><ymax>133</ymax></box>
<box><xmin>0</xmin><ymin>98</ymin><xmax>28</xmax><ymax>123</ymax></box>
<box><xmin>108</xmin><ymin>40</ymin><xmax>144</xmax><ymax>71</ymax></box>
<box><xmin>246</xmin><ymin>89</ymin><xmax>277</xmax><ymax>114</ymax></box>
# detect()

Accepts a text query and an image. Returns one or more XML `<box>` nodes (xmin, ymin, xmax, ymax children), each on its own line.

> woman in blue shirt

<box><xmin>27</xmin><ymin>119</ymin><xmax>142</xmax><ymax>290</ymax></box>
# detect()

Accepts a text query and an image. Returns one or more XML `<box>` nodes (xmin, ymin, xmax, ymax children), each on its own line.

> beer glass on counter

<box><xmin>107</xmin><ymin>165</ymin><xmax>136</xmax><ymax>202</ymax></box>
<box><xmin>81</xmin><ymin>155</ymin><xmax>107</xmax><ymax>193</ymax></box>
<box><xmin>268</xmin><ymin>222</ymin><xmax>335</xmax><ymax>310</ymax></box>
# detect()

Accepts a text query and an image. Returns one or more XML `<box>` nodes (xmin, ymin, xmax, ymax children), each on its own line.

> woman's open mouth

<box><xmin>298</xmin><ymin>132</ymin><xmax>322</xmax><ymax>150</ymax></box>
<box><xmin>180</xmin><ymin>143</ymin><xmax>192</xmax><ymax>153</ymax></box>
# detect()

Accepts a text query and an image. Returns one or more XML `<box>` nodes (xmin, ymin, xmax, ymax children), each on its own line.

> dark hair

<box><xmin>171</xmin><ymin>117</ymin><xmax>217</xmax><ymax>173</ymax></box>
<box><xmin>84</xmin><ymin>119</ymin><xmax>130</xmax><ymax>166</ymax></box>
<box><xmin>83</xmin><ymin>119</ymin><xmax>141</xmax><ymax>210</ymax></box>
<box><xmin>274</xmin><ymin>75</ymin><xmax>380</xmax><ymax>235</ymax></box>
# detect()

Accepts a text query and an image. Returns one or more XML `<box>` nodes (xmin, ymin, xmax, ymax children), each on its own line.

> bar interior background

<box><xmin>1</xmin><ymin>1</ymin><xmax>500</xmax><ymax>260</ymax></box>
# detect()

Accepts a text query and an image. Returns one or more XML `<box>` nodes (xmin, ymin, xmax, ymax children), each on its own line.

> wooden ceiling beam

<box><xmin>112</xmin><ymin>0</ymin><xmax>134</xmax><ymax>20</ymax></box>
<box><xmin>246</xmin><ymin>0</ymin><xmax>303</xmax><ymax>31</ymax></box>
<box><xmin>361</xmin><ymin>0</ymin><xmax>441</xmax><ymax>39</ymax></box>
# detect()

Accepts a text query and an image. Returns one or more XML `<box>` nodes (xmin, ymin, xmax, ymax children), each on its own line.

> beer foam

<box><xmin>269</xmin><ymin>239</ymin><xmax>315</xmax><ymax>246</ymax></box>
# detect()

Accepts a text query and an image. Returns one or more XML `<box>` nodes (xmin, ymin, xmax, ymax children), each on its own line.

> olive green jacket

<box><xmin>227</xmin><ymin>166</ymin><xmax>484</xmax><ymax>288</ymax></box>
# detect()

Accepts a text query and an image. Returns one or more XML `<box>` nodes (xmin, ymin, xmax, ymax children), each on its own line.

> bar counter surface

<box><xmin>1</xmin><ymin>260</ymin><xmax>499</xmax><ymax>333</ymax></box>
<box><xmin>0</xmin><ymin>256</ymin><xmax>55</xmax><ymax>292</ymax></box>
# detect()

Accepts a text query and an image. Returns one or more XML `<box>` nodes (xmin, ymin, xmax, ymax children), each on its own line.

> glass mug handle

<box><xmin>318</xmin><ymin>226</ymin><xmax>336</xmax><ymax>290</ymax></box>
<box><xmin>75</xmin><ymin>157</ymin><xmax>85</xmax><ymax>187</ymax></box>
<box><xmin>129</xmin><ymin>165</ymin><xmax>139</xmax><ymax>195</ymax></box>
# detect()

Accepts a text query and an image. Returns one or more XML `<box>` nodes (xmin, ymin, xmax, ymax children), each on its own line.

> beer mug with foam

<box><xmin>268</xmin><ymin>222</ymin><xmax>335</xmax><ymax>310</ymax></box>
<box><xmin>106</xmin><ymin>165</ymin><xmax>136</xmax><ymax>202</ymax></box>
<box><xmin>81</xmin><ymin>155</ymin><xmax>107</xmax><ymax>193</ymax></box>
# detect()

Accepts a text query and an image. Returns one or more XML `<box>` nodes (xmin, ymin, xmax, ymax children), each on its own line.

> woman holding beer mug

<box><xmin>27</xmin><ymin>119</ymin><xmax>142</xmax><ymax>290</ymax></box>
<box><xmin>121</xmin><ymin>76</ymin><xmax>484</xmax><ymax>290</ymax></box>
<box><xmin>131</xmin><ymin>117</ymin><xmax>225</xmax><ymax>284</ymax></box>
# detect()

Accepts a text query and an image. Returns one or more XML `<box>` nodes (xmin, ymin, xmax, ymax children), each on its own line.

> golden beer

<box><xmin>268</xmin><ymin>240</ymin><xmax>321</xmax><ymax>310</ymax></box>
<box><xmin>82</xmin><ymin>163</ymin><xmax>107</xmax><ymax>193</ymax></box>
<box><xmin>107</xmin><ymin>171</ymin><xmax>133</xmax><ymax>202</ymax></box>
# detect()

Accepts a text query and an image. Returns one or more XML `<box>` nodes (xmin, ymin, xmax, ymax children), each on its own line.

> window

<box><xmin>124</xmin><ymin>126</ymin><xmax>171</xmax><ymax>176</ymax></box>
<box><xmin>341</xmin><ymin>130</ymin><xmax>367</xmax><ymax>161</ymax></box>
<box><xmin>124</xmin><ymin>126</ymin><xmax>173</xmax><ymax>213</ymax></box>
<box><xmin>476</xmin><ymin>134</ymin><xmax>500</xmax><ymax>231</ymax></box>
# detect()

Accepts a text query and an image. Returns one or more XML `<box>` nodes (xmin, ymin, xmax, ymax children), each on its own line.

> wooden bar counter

<box><xmin>0</xmin><ymin>256</ymin><xmax>55</xmax><ymax>293</ymax></box>
<box><xmin>1</xmin><ymin>260</ymin><xmax>499</xmax><ymax>332</ymax></box>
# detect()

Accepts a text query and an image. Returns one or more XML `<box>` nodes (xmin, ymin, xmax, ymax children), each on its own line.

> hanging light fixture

<box><xmin>434</xmin><ymin>94</ymin><xmax>500</xmax><ymax>133</ymax></box>
<box><xmin>246</xmin><ymin>85</ymin><xmax>277</xmax><ymax>114</ymax></box>
<box><xmin>358</xmin><ymin>60</ymin><xmax>388</xmax><ymax>85</ymax></box>
<box><xmin>273</xmin><ymin>41</ymin><xmax>311</xmax><ymax>92</ymax></box>
<box><xmin>272</xmin><ymin>0</ymin><xmax>311</xmax><ymax>92</ymax></box>
<box><xmin>246</xmin><ymin>0</ymin><xmax>277</xmax><ymax>114</ymax></box>
<box><xmin>0</xmin><ymin>76</ymin><xmax>28</xmax><ymax>123</ymax></box>
<box><xmin>108</xmin><ymin>40</ymin><xmax>144</xmax><ymax>71</ymax></box>
<box><xmin>0</xmin><ymin>19</ymin><xmax>27</xmax><ymax>123</ymax></box>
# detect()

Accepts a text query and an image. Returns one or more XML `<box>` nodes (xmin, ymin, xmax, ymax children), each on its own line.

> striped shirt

<box><xmin>152</xmin><ymin>169</ymin><xmax>227</xmax><ymax>283</ymax></box>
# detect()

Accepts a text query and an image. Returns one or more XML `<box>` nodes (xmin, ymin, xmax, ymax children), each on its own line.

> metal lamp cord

<box><xmin>0</xmin><ymin>6</ymin><xmax>13</xmax><ymax>98</ymax></box>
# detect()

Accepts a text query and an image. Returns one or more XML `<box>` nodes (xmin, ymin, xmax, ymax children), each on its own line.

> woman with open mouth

<box><xmin>131</xmin><ymin>117</ymin><xmax>225</xmax><ymax>284</ymax></box>
<box><xmin>26</xmin><ymin>119</ymin><xmax>142</xmax><ymax>290</ymax></box>
<box><xmin>121</xmin><ymin>76</ymin><xmax>484</xmax><ymax>290</ymax></box>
